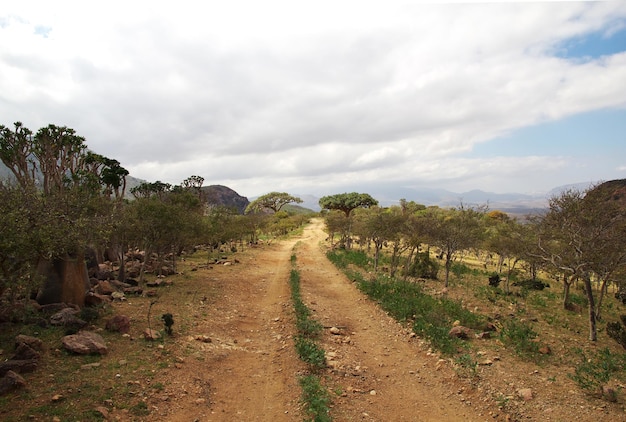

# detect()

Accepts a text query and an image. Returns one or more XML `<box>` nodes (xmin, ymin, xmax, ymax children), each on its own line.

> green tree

<box><xmin>245</xmin><ymin>191</ymin><xmax>303</xmax><ymax>214</ymax></box>
<box><xmin>0</xmin><ymin>122</ymin><xmax>129</xmax><ymax>305</ymax></box>
<box><xmin>532</xmin><ymin>183</ymin><xmax>626</xmax><ymax>341</ymax></box>
<box><xmin>422</xmin><ymin>204</ymin><xmax>486</xmax><ymax>288</ymax></box>
<box><xmin>318</xmin><ymin>192</ymin><xmax>378</xmax><ymax>217</ymax></box>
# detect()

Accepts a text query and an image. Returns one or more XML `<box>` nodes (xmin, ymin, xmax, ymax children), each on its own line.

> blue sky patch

<box><xmin>471</xmin><ymin>108</ymin><xmax>626</xmax><ymax>158</ymax></box>
<box><xmin>554</xmin><ymin>25</ymin><xmax>626</xmax><ymax>61</ymax></box>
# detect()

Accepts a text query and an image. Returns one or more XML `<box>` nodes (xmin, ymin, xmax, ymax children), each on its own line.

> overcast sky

<box><xmin>2</xmin><ymin>0</ymin><xmax>625</xmax><ymax>198</ymax></box>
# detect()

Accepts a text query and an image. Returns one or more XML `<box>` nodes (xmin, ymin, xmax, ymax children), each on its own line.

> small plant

<box><xmin>161</xmin><ymin>313</ymin><xmax>174</xmax><ymax>335</ymax></box>
<box><xmin>299</xmin><ymin>375</ymin><xmax>331</xmax><ymax>422</ymax></box>
<box><xmin>295</xmin><ymin>336</ymin><xmax>326</xmax><ymax>370</ymax></box>
<box><xmin>499</xmin><ymin>319</ymin><xmax>540</xmax><ymax>358</ymax></box>
<box><xmin>569</xmin><ymin>347</ymin><xmax>626</xmax><ymax>399</ymax></box>
<box><xmin>455</xmin><ymin>353</ymin><xmax>478</xmax><ymax>379</ymax></box>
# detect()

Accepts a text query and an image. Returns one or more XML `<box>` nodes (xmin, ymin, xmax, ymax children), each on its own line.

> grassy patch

<box><xmin>299</xmin><ymin>374</ymin><xmax>331</xmax><ymax>422</ymax></box>
<box><xmin>328</xmin><ymin>249</ymin><xmax>485</xmax><ymax>356</ymax></box>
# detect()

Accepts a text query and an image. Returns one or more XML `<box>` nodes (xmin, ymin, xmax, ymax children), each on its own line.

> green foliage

<box><xmin>455</xmin><ymin>353</ymin><xmax>479</xmax><ymax>379</ymax></box>
<box><xmin>406</xmin><ymin>252</ymin><xmax>439</xmax><ymax>279</ymax></box>
<box><xmin>299</xmin><ymin>375</ymin><xmax>332</xmax><ymax>422</ymax></box>
<box><xmin>295</xmin><ymin>336</ymin><xmax>326</xmax><ymax>370</ymax></box>
<box><xmin>245</xmin><ymin>191</ymin><xmax>303</xmax><ymax>214</ymax></box>
<box><xmin>499</xmin><ymin>319</ymin><xmax>540</xmax><ymax>358</ymax></box>
<box><xmin>569</xmin><ymin>347</ymin><xmax>626</xmax><ymax>397</ymax></box>
<box><xmin>451</xmin><ymin>262</ymin><xmax>481</xmax><ymax>278</ymax></box>
<box><xmin>161</xmin><ymin>313</ymin><xmax>174</xmax><ymax>335</ymax></box>
<box><xmin>318</xmin><ymin>192</ymin><xmax>378</xmax><ymax>217</ymax></box>
<box><xmin>326</xmin><ymin>249</ymin><xmax>369</xmax><ymax>269</ymax></box>
<box><xmin>328</xmin><ymin>248</ymin><xmax>484</xmax><ymax>356</ymax></box>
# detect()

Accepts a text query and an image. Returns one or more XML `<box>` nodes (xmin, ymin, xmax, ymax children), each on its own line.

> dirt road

<box><xmin>158</xmin><ymin>218</ymin><xmax>495</xmax><ymax>421</ymax></box>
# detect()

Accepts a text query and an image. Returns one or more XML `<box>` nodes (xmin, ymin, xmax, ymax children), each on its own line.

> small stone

<box><xmin>517</xmin><ymin>388</ymin><xmax>533</xmax><ymax>401</ymax></box>
<box><xmin>369</xmin><ymin>390</ymin><xmax>377</xmax><ymax>395</ymax></box>
<box><xmin>94</xmin><ymin>406</ymin><xmax>109</xmax><ymax>419</ymax></box>
<box><xmin>51</xmin><ymin>394</ymin><xmax>64</xmax><ymax>402</ymax></box>
<box><xmin>539</xmin><ymin>346</ymin><xmax>552</xmax><ymax>355</ymax></box>
<box><xmin>330</xmin><ymin>327</ymin><xmax>341</xmax><ymax>335</ymax></box>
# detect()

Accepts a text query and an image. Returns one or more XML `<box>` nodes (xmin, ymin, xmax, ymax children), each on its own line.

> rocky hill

<box><xmin>201</xmin><ymin>184</ymin><xmax>249</xmax><ymax>214</ymax></box>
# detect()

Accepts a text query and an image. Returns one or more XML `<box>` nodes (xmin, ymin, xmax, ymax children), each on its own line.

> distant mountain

<box><xmin>201</xmin><ymin>185</ymin><xmax>249</xmax><ymax>214</ymax></box>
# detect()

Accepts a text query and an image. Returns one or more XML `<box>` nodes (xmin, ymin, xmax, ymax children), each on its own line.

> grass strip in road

<box><xmin>289</xmin><ymin>251</ymin><xmax>332</xmax><ymax>421</ymax></box>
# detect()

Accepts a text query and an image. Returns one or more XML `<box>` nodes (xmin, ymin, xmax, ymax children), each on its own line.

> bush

<box><xmin>569</xmin><ymin>347</ymin><xmax>626</xmax><ymax>398</ymax></box>
<box><xmin>406</xmin><ymin>252</ymin><xmax>439</xmax><ymax>279</ymax></box>
<box><xmin>295</xmin><ymin>336</ymin><xmax>326</xmax><ymax>370</ymax></box>
<box><xmin>499</xmin><ymin>319</ymin><xmax>540</xmax><ymax>358</ymax></box>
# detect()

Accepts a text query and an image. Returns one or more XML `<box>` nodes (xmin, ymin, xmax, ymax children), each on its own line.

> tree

<box><xmin>483</xmin><ymin>211</ymin><xmax>525</xmax><ymax>294</ymax></box>
<box><xmin>318</xmin><ymin>192</ymin><xmax>378</xmax><ymax>217</ymax></box>
<box><xmin>532</xmin><ymin>183</ymin><xmax>626</xmax><ymax>341</ymax></box>
<box><xmin>0</xmin><ymin>122</ymin><xmax>129</xmax><ymax>305</ymax></box>
<box><xmin>422</xmin><ymin>204</ymin><xmax>486</xmax><ymax>288</ymax></box>
<box><xmin>245</xmin><ymin>191</ymin><xmax>303</xmax><ymax>214</ymax></box>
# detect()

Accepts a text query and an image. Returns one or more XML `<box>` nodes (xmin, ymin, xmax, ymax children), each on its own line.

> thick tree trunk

<box><xmin>35</xmin><ymin>255</ymin><xmax>90</xmax><ymax>306</ymax></box>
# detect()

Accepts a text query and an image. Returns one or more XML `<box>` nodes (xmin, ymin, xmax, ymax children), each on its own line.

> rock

<box><xmin>123</xmin><ymin>286</ymin><xmax>143</xmax><ymax>295</ymax></box>
<box><xmin>448</xmin><ymin>326</ymin><xmax>472</xmax><ymax>339</ymax></box>
<box><xmin>194</xmin><ymin>335</ymin><xmax>212</xmax><ymax>343</ymax></box>
<box><xmin>517</xmin><ymin>388</ymin><xmax>533</xmax><ymax>401</ymax></box>
<box><xmin>0</xmin><ymin>360</ymin><xmax>38</xmax><ymax>376</ymax></box>
<box><xmin>144</xmin><ymin>329</ymin><xmax>161</xmax><ymax>341</ymax></box>
<box><xmin>0</xmin><ymin>370</ymin><xmax>26</xmax><ymax>395</ymax></box>
<box><xmin>146</xmin><ymin>280</ymin><xmax>162</xmax><ymax>287</ymax></box>
<box><xmin>12</xmin><ymin>343</ymin><xmax>40</xmax><ymax>361</ymax></box>
<box><xmin>62</xmin><ymin>331</ymin><xmax>108</xmax><ymax>355</ymax></box>
<box><xmin>96</xmin><ymin>280</ymin><xmax>115</xmax><ymax>295</ymax></box>
<box><xmin>476</xmin><ymin>332</ymin><xmax>491</xmax><ymax>339</ymax></box>
<box><xmin>482</xmin><ymin>322</ymin><xmax>497</xmax><ymax>332</ymax></box>
<box><xmin>84</xmin><ymin>292</ymin><xmax>111</xmax><ymax>306</ymax></box>
<box><xmin>50</xmin><ymin>308</ymin><xmax>87</xmax><ymax>329</ymax></box>
<box><xmin>105</xmin><ymin>315</ymin><xmax>131</xmax><ymax>334</ymax></box>
<box><xmin>111</xmin><ymin>291</ymin><xmax>126</xmax><ymax>301</ymax></box>
<box><xmin>329</xmin><ymin>327</ymin><xmax>341</xmax><ymax>335</ymax></box>
<box><xmin>93</xmin><ymin>406</ymin><xmax>109</xmax><ymax>419</ymax></box>
<box><xmin>539</xmin><ymin>345</ymin><xmax>552</xmax><ymax>355</ymax></box>
<box><xmin>15</xmin><ymin>335</ymin><xmax>43</xmax><ymax>352</ymax></box>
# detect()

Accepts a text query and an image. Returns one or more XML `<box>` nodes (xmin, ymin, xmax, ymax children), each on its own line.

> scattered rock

<box><xmin>62</xmin><ymin>331</ymin><xmax>108</xmax><ymax>355</ymax></box>
<box><xmin>0</xmin><ymin>371</ymin><xmax>26</xmax><ymax>395</ymax></box>
<box><xmin>111</xmin><ymin>291</ymin><xmax>126</xmax><ymax>301</ymax></box>
<box><xmin>96</xmin><ymin>280</ymin><xmax>116</xmax><ymax>295</ymax></box>
<box><xmin>517</xmin><ymin>388</ymin><xmax>533</xmax><ymax>401</ymax></box>
<box><xmin>329</xmin><ymin>326</ymin><xmax>341</xmax><ymax>335</ymax></box>
<box><xmin>0</xmin><ymin>360</ymin><xmax>38</xmax><ymax>376</ymax></box>
<box><xmin>195</xmin><ymin>335</ymin><xmax>212</xmax><ymax>343</ymax></box>
<box><xmin>84</xmin><ymin>292</ymin><xmax>111</xmax><ymax>307</ymax></box>
<box><xmin>449</xmin><ymin>326</ymin><xmax>472</xmax><ymax>339</ymax></box>
<box><xmin>93</xmin><ymin>406</ymin><xmax>109</xmax><ymax>419</ymax></box>
<box><xmin>15</xmin><ymin>335</ymin><xmax>43</xmax><ymax>352</ymax></box>
<box><xmin>106</xmin><ymin>315</ymin><xmax>131</xmax><ymax>334</ymax></box>
<box><xmin>50</xmin><ymin>308</ymin><xmax>87</xmax><ymax>329</ymax></box>
<box><xmin>539</xmin><ymin>345</ymin><xmax>552</xmax><ymax>355</ymax></box>
<box><xmin>144</xmin><ymin>329</ymin><xmax>161</xmax><ymax>341</ymax></box>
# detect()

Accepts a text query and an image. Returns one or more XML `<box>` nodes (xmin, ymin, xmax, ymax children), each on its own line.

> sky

<box><xmin>1</xmin><ymin>0</ymin><xmax>625</xmax><ymax>199</ymax></box>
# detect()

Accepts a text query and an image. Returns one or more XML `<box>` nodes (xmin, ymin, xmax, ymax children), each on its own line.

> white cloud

<box><xmin>1</xmin><ymin>1</ymin><xmax>625</xmax><ymax>197</ymax></box>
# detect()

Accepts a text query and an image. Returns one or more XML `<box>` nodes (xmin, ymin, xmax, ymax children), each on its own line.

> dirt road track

<box><xmin>165</xmin><ymin>218</ymin><xmax>494</xmax><ymax>421</ymax></box>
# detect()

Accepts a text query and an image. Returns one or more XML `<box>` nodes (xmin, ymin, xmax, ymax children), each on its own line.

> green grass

<box><xmin>327</xmin><ymin>249</ymin><xmax>485</xmax><ymax>356</ymax></box>
<box><xmin>299</xmin><ymin>375</ymin><xmax>332</xmax><ymax>422</ymax></box>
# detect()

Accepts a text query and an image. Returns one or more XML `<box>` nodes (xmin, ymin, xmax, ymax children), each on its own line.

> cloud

<box><xmin>1</xmin><ymin>1</ymin><xmax>626</xmax><ymax>197</ymax></box>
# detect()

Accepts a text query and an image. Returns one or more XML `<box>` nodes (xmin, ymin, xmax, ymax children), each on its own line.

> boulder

<box><xmin>96</xmin><ymin>280</ymin><xmax>115</xmax><ymax>295</ymax></box>
<box><xmin>62</xmin><ymin>331</ymin><xmax>108</xmax><ymax>355</ymax></box>
<box><xmin>15</xmin><ymin>335</ymin><xmax>43</xmax><ymax>352</ymax></box>
<box><xmin>0</xmin><ymin>371</ymin><xmax>26</xmax><ymax>396</ymax></box>
<box><xmin>106</xmin><ymin>315</ymin><xmax>131</xmax><ymax>334</ymax></box>
<box><xmin>50</xmin><ymin>308</ymin><xmax>87</xmax><ymax>329</ymax></box>
<box><xmin>84</xmin><ymin>292</ymin><xmax>111</xmax><ymax>307</ymax></box>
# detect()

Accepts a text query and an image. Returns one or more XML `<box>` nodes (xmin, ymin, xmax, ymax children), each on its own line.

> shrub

<box><xmin>569</xmin><ymin>347</ymin><xmax>626</xmax><ymax>398</ymax></box>
<box><xmin>499</xmin><ymin>319</ymin><xmax>539</xmax><ymax>358</ymax></box>
<box><xmin>406</xmin><ymin>252</ymin><xmax>439</xmax><ymax>279</ymax></box>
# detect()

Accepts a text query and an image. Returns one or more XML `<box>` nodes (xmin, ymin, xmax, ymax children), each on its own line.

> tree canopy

<box><xmin>245</xmin><ymin>191</ymin><xmax>303</xmax><ymax>214</ymax></box>
<box><xmin>318</xmin><ymin>192</ymin><xmax>378</xmax><ymax>217</ymax></box>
